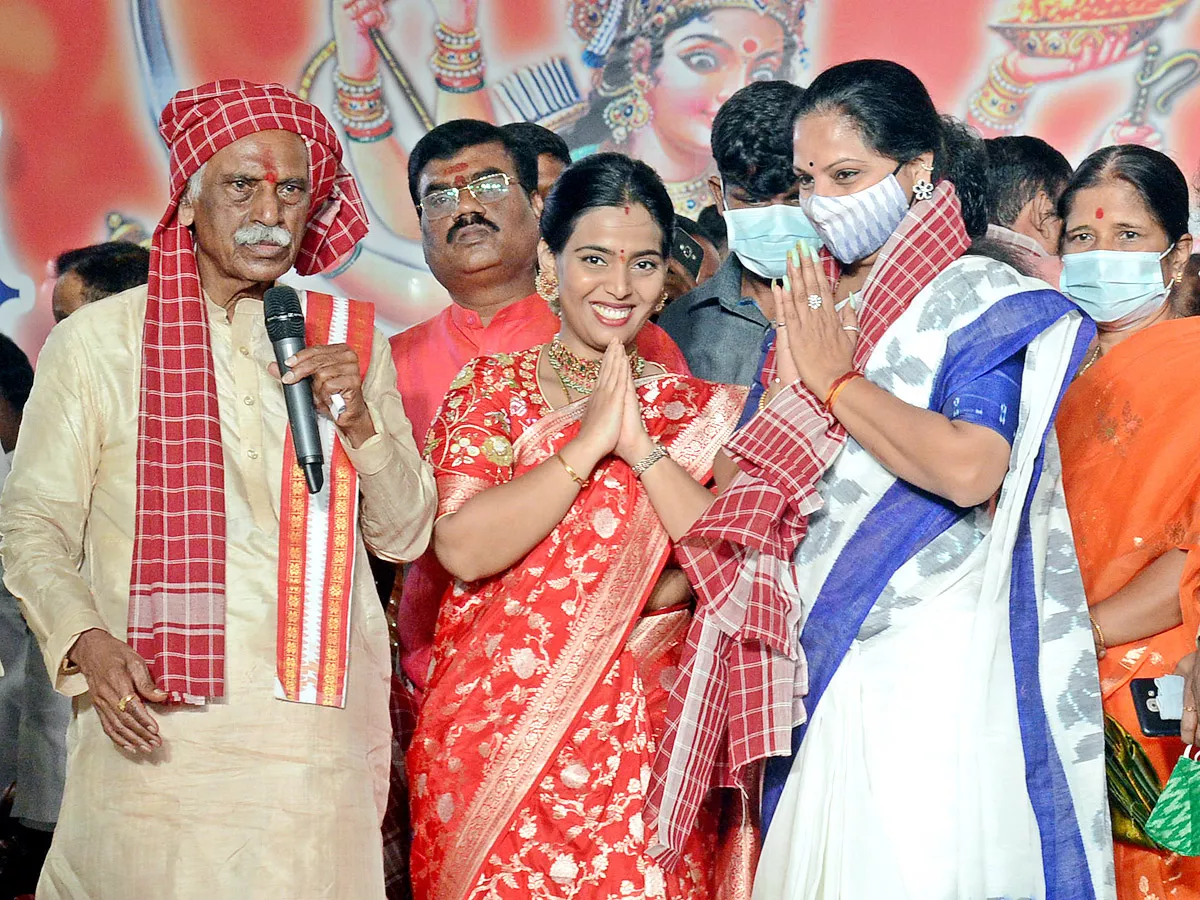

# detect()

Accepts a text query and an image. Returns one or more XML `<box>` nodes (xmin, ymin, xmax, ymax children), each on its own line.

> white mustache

<box><xmin>234</xmin><ymin>224</ymin><xmax>292</xmax><ymax>247</ymax></box>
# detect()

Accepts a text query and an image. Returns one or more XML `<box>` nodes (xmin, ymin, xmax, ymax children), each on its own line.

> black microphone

<box><xmin>264</xmin><ymin>285</ymin><xmax>324</xmax><ymax>494</ymax></box>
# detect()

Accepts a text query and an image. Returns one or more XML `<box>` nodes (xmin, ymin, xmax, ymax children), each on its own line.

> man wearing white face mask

<box><xmin>658</xmin><ymin>80</ymin><xmax>816</xmax><ymax>386</ymax></box>
<box><xmin>1055</xmin><ymin>143</ymin><xmax>1200</xmax><ymax>900</ymax></box>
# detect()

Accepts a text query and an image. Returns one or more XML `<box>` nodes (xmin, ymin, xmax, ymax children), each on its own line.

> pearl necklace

<box><xmin>547</xmin><ymin>338</ymin><xmax>644</xmax><ymax>395</ymax></box>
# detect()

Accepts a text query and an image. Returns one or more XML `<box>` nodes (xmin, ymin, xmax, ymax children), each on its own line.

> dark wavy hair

<box><xmin>407</xmin><ymin>119</ymin><xmax>539</xmax><ymax>210</ymax></box>
<box><xmin>54</xmin><ymin>240</ymin><xmax>150</xmax><ymax>304</ymax></box>
<box><xmin>541</xmin><ymin>152</ymin><xmax>674</xmax><ymax>257</ymax></box>
<box><xmin>712</xmin><ymin>80</ymin><xmax>805</xmax><ymax>201</ymax></box>
<box><xmin>984</xmin><ymin>136</ymin><xmax>1073</xmax><ymax>228</ymax></box>
<box><xmin>502</xmin><ymin>121</ymin><xmax>572</xmax><ymax>167</ymax></box>
<box><xmin>0</xmin><ymin>333</ymin><xmax>32</xmax><ymax>414</ymax></box>
<box><xmin>796</xmin><ymin>59</ymin><xmax>990</xmax><ymax>238</ymax></box>
<box><xmin>1057</xmin><ymin>144</ymin><xmax>1190</xmax><ymax>245</ymax></box>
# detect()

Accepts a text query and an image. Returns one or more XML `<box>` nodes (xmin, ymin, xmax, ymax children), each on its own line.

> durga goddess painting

<box><xmin>327</xmin><ymin>0</ymin><xmax>806</xmax><ymax>225</ymax></box>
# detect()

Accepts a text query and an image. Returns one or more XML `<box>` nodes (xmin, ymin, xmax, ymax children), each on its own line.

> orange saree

<box><xmin>409</xmin><ymin>348</ymin><xmax>746</xmax><ymax>900</ymax></box>
<box><xmin>1058</xmin><ymin>316</ymin><xmax>1200</xmax><ymax>899</ymax></box>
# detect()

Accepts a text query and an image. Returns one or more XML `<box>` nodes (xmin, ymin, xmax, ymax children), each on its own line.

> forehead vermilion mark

<box><xmin>453</xmin><ymin>174</ymin><xmax>468</xmax><ymax>188</ymax></box>
<box><xmin>1095</xmin><ymin>207</ymin><xmax>1105</xmax><ymax>219</ymax></box>
<box><xmin>624</xmin><ymin>204</ymin><xmax>631</xmax><ymax>215</ymax></box>
<box><xmin>619</xmin><ymin>249</ymin><xmax>626</xmax><ymax>262</ymax></box>
<box><xmin>444</xmin><ymin>162</ymin><xmax>470</xmax><ymax>175</ymax></box>
<box><xmin>262</xmin><ymin>148</ymin><xmax>278</xmax><ymax>184</ymax></box>
<box><xmin>742</xmin><ymin>37</ymin><xmax>760</xmax><ymax>54</ymax></box>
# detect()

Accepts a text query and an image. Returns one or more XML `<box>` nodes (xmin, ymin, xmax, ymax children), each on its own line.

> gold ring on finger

<box><xmin>807</xmin><ymin>294</ymin><xmax>823</xmax><ymax>310</ymax></box>
<box><xmin>117</xmin><ymin>694</ymin><xmax>135</xmax><ymax>713</ymax></box>
<box><xmin>843</xmin><ymin>325</ymin><xmax>860</xmax><ymax>333</ymax></box>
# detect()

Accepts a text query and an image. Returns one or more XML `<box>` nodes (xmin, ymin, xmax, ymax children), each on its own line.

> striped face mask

<box><xmin>801</xmin><ymin>173</ymin><xmax>911</xmax><ymax>264</ymax></box>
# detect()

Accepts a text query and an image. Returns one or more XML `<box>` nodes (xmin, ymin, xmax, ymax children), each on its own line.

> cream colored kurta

<box><xmin>0</xmin><ymin>284</ymin><xmax>437</xmax><ymax>900</ymax></box>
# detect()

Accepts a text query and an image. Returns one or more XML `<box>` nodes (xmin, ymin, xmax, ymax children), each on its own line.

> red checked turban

<box><xmin>127</xmin><ymin>80</ymin><xmax>369</xmax><ymax>703</ymax></box>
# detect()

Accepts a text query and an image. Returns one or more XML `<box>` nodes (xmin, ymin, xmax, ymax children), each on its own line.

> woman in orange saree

<box><xmin>1057</xmin><ymin>144</ymin><xmax>1200</xmax><ymax>899</ymax></box>
<box><xmin>408</xmin><ymin>153</ymin><xmax>746</xmax><ymax>900</ymax></box>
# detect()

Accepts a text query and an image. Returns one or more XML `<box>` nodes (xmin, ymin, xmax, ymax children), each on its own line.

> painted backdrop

<box><xmin>2</xmin><ymin>0</ymin><xmax>1200</xmax><ymax>357</ymax></box>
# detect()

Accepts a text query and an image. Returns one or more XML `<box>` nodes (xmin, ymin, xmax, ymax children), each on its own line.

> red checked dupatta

<box><xmin>408</xmin><ymin>347</ymin><xmax>745</xmax><ymax>900</ymax></box>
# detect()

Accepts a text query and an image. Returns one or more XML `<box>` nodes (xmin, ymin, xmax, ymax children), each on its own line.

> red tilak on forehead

<box><xmin>624</xmin><ymin>204</ymin><xmax>631</xmax><ymax>215</ymax></box>
<box><xmin>262</xmin><ymin>147</ymin><xmax>278</xmax><ymax>184</ymax></box>
<box><xmin>1095</xmin><ymin>207</ymin><xmax>1105</xmax><ymax>219</ymax></box>
<box><xmin>444</xmin><ymin>162</ymin><xmax>470</xmax><ymax>175</ymax></box>
<box><xmin>453</xmin><ymin>174</ymin><xmax>468</xmax><ymax>188</ymax></box>
<box><xmin>742</xmin><ymin>37</ymin><xmax>760</xmax><ymax>54</ymax></box>
<box><xmin>619</xmin><ymin>249</ymin><xmax>626</xmax><ymax>261</ymax></box>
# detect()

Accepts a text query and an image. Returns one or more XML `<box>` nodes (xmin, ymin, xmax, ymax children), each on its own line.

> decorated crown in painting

<box><xmin>569</xmin><ymin>0</ymin><xmax>807</xmax><ymax>67</ymax></box>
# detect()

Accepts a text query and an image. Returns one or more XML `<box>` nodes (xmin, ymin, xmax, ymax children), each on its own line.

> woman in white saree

<box><xmin>748</xmin><ymin>61</ymin><xmax>1113</xmax><ymax>900</ymax></box>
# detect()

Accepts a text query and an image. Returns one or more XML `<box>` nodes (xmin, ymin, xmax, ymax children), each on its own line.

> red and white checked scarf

<box><xmin>648</xmin><ymin>182</ymin><xmax>971</xmax><ymax>864</ymax></box>
<box><xmin>127</xmin><ymin>80</ymin><xmax>369</xmax><ymax>704</ymax></box>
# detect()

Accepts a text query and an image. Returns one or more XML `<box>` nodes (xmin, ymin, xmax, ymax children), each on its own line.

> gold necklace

<box><xmin>546</xmin><ymin>338</ymin><xmax>644</xmax><ymax>395</ymax></box>
<box><xmin>1076</xmin><ymin>344</ymin><xmax>1102</xmax><ymax>378</ymax></box>
<box><xmin>665</xmin><ymin>175</ymin><xmax>712</xmax><ymax>216</ymax></box>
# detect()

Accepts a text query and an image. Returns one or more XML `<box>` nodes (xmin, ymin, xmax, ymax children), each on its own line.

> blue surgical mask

<box><xmin>1060</xmin><ymin>246</ymin><xmax>1174</xmax><ymax>324</ymax></box>
<box><xmin>801</xmin><ymin>173</ymin><xmax>911</xmax><ymax>264</ymax></box>
<box><xmin>722</xmin><ymin>193</ymin><xmax>823</xmax><ymax>280</ymax></box>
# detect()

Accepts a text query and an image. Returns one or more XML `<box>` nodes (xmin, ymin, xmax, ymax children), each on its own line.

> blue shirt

<box><xmin>657</xmin><ymin>255</ymin><xmax>772</xmax><ymax>387</ymax></box>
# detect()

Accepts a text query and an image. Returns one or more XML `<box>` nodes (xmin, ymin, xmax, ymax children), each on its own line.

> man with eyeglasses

<box><xmin>383</xmin><ymin>118</ymin><xmax>686</xmax><ymax>894</ymax></box>
<box><xmin>658</xmin><ymin>80</ymin><xmax>813</xmax><ymax>387</ymax></box>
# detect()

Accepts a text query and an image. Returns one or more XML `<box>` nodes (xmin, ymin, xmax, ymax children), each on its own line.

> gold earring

<box><xmin>1174</xmin><ymin>271</ymin><xmax>1185</xmax><ymax>285</ymax></box>
<box><xmin>535</xmin><ymin>267</ymin><xmax>560</xmax><ymax>314</ymax></box>
<box><xmin>654</xmin><ymin>292</ymin><xmax>667</xmax><ymax>314</ymax></box>
<box><xmin>600</xmin><ymin>72</ymin><xmax>653</xmax><ymax>144</ymax></box>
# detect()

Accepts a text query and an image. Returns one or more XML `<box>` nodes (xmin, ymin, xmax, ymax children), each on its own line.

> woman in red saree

<box><xmin>408</xmin><ymin>153</ymin><xmax>747</xmax><ymax>899</ymax></box>
<box><xmin>1056</xmin><ymin>144</ymin><xmax>1200</xmax><ymax>899</ymax></box>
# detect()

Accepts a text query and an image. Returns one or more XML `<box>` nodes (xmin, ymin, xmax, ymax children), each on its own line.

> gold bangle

<box><xmin>555</xmin><ymin>453</ymin><xmax>586</xmax><ymax>487</ymax></box>
<box><xmin>1089</xmin><ymin>613</ymin><xmax>1106</xmax><ymax>653</ymax></box>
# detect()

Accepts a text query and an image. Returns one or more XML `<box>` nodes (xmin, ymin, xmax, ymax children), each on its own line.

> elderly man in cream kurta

<box><xmin>0</xmin><ymin>81</ymin><xmax>436</xmax><ymax>899</ymax></box>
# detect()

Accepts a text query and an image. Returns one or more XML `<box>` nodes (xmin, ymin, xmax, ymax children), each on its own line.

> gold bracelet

<box><xmin>555</xmin><ymin>452</ymin><xmax>586</xmax><ymax>487</ymax></box>
<box><xmin>1089</xmin><ymin>612</ymin><xmax>1106</xmax><ymax>653</ymax></box>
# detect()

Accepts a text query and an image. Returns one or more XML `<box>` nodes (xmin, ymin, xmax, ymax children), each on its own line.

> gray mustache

<box><xmin>234</xmin><ymin>224</ymin><xmax>292</xmax><ymax>247</ymax></box>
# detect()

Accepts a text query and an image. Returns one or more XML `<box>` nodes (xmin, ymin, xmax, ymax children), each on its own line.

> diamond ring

<box><xmin>807</xmin><ymin>294</ymin><xmax>823</xmax><ymax>310</ymax></box>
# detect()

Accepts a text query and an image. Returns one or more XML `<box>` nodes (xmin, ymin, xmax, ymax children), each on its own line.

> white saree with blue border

<box><xmin>754</xmin><ymin>255</ymin><xmax>1114</xmax><ymax>900</ymax></box>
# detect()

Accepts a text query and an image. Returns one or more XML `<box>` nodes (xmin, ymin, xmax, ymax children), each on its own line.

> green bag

<box><xmin>1145</xmin><ymin>745</ymin><xmax>1200</xmax><ymax>856</ymax></box>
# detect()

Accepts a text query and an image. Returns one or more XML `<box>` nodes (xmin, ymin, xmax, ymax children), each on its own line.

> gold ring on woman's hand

<box><xmin>117</xmin><ymin>694</ymin><xmax>135</xmax><ymax>713</ymax></box>
<box><xmin>843</xmin><ymin>325</ymin><xmax>860</xmax><ymax>333</ymax></box>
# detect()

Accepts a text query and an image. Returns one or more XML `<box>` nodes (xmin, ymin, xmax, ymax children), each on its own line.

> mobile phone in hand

<box><xmin>1130</xmin><ymin>675</ymin><xmax>1185</xmax><ymax>738</ymax></box>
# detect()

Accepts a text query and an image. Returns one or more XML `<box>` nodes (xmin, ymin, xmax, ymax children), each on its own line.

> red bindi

<box><xmin>624</xmin><ymin>204</ymin><xmax>631</xmax><ymax>215</ymax></box>
<box><xmin>1095</xmin><ymin>207</ymin><xmax>1105</xmax><ymax>219</ymax></box>
<box><xmin>619</xmin><ymin>249</ymin><xmax>626</xmax><ymax>262</ymax></box>
<box><xmin>742</xmin><ymin>37</ymin><xmax>759</xmax><ymax>54</ymax></box>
